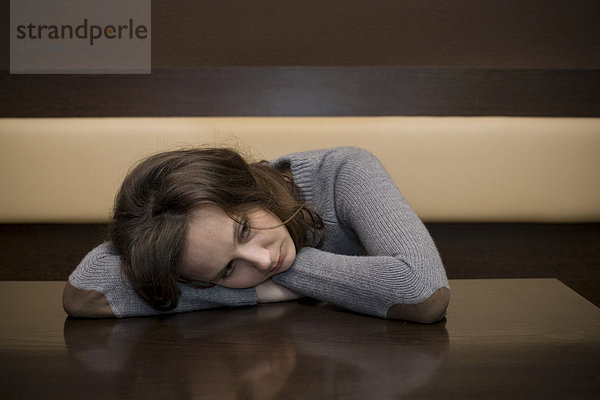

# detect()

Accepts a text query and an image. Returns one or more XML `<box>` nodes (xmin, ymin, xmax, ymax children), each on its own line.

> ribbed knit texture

<box><xmin>69</xmin><ymin>243</ymin><xmax>257</xmax><ymax>317</ymax></box>
<box><xmin>69</xmin><ymin>147</ymin><xmax>448</xmax><ymax>318</ymax></box>
<box><xmin>271</xmin><ymin>147</ymin><xmax>449</xmax><ymax>318</ymax></box>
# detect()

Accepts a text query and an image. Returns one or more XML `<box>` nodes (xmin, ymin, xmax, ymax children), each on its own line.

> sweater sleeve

<box><xmin>272</xmin><ymin>147</ymin><xmax>449</xmax><ymax>319</ymax></box>
<box><xmin>69</xmin><ymin>242</ymin><xmax>257</xmax><ymax>317</ymax></box>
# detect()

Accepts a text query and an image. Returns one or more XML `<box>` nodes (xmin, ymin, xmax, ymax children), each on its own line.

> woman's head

<box><xmin>180</xmin><ymin>205</ymin><xmax>297</xmax><ymax>289</ymax></box>
<box><xmin>110</xmin><ymin>148</ymin><xmax>324</xmax><ymax>311</ymax></box>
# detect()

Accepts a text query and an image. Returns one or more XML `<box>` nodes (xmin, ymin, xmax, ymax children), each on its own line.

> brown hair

<box><xmin>109</xmin><ymin>148</ymin><xmax>325</xmax><ymax>311</ymax></box>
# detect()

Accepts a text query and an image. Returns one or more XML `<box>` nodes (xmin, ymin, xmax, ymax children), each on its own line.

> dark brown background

<box><xmin>1</xmin><ymin>0</ymin><xmax>599</xmax><ymax>116</ymax></box>
<box><xmin>1</xmin><ymin>1</ymin><xmax>599</xmax><ymax>306</ymax></box>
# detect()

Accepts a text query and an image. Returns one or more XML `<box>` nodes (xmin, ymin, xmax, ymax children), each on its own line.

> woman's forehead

<box><xmin>189</xmin><ymin>204</ymin><xmax>231</xmax><ymax>222</ymax></box>
<box><xmin>183</xmin><ymin>206</ymin><xmax>236</xmax><ymax>273</ymax></box>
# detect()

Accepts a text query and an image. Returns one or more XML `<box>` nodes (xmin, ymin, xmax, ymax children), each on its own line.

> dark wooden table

<box><xmin>1</xmin><ymin>279</ymin><xmax>598</xmax><ymax>399</ymax></box>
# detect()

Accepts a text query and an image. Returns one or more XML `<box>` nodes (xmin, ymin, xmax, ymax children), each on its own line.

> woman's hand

<box><xmin>255</xmin><ymin>279</ymin><xmax>304</xmax><ymax>303</ymax></box>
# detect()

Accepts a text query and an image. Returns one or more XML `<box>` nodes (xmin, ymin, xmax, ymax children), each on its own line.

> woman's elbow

<box><xmin>386</xmin><ymin>287</ymin><xmax>450</xmax><ymax>324</ymax></box>
<box><xmin>62</xmin><ymin>281</ymin><xmax>115</xmax><ymax>318</ymax></box>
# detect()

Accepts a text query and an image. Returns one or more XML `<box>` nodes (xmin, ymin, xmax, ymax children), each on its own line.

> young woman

<box><xmin>63</xmin><ymin>146</ymin><xmax>450</xmax><ymax>323</ymax></box>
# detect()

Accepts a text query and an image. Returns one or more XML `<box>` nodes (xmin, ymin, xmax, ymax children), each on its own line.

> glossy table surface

<box><xmin>0</xmin><ymin>279</ymin><xmax>598</xmax><ymax>399</ymax></box>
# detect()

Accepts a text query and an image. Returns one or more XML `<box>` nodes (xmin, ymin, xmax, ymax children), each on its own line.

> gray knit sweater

<box><xmin>69</xmin><ymin>147</ymin><xmax>449</xmax><ymax>318</ymax></box>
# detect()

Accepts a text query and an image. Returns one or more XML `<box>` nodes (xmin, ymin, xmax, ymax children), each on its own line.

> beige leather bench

<box><xmin>1</xmin><ymin>117</ymin><xmax>599</xmax><ymax>223</ymax></box>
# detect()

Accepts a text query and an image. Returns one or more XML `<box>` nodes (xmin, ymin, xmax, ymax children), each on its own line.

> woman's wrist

<box><xmin>255</xmin><ymin>279</ymin><xmax>303</xmax><ymax>303</ymax></box>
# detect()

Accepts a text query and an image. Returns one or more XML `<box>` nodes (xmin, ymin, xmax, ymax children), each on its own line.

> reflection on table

<box><xmin>64</xmin><ymin>300</ymin><xmax>449</xmax><ymax>399</ymax></box>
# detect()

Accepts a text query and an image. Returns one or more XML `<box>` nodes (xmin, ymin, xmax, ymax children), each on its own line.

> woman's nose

<box><xmin>239</xmin><ymin>245</ymin><xmax>272</xmax><ymax>271</ymax></box>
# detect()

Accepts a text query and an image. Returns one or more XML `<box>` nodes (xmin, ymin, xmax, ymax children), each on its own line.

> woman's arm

<box><xmin>65</xmin><ymin>242</ymin><xmax>258</xmax><ymax>318</ymax></box>
<box><xmin>255</xmin><ymin>279</ymin><xmax>304</xmax><ymax>303</ymax></box>
<box><xmin>63</xmin><ymin>281</ymin><xmax>115</xmax><ymax>318</ymax></box>
<box><xmin>272</xmin><ymin>147</ymin><xmax>450</xmax><ymax>323</ymax></box>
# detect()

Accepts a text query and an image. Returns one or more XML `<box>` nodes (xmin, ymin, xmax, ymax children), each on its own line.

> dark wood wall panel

<box><xmin>3</xmin><ymin>1</ymin><xmax>599</xmax><ymax>70</ymax></box>
<box><xmin>148</xmin><ymin>0</ymin><xmax>600</xmax><ymax>69</ymax></box>
<box><xmin>2</xmin><ymin>67</ymin><xmax>599</xmax><ymax>117</ymax></box>
<box><xmin>2</xmin><ymin>1</ymin><xmax>599</xmax><ymax>117</ymax></box>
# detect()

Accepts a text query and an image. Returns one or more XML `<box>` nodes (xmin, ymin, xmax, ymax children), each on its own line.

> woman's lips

<box><xmin>272</xmin><ymin>251</ymin><xmax>284</xmax><ymax>273</ymax></box>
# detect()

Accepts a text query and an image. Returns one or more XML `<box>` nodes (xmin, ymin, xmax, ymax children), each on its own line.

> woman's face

<box><xmin>180</xmin><ymin>205</ymin><xmax>296</xmax><ymax>288</ymax></box>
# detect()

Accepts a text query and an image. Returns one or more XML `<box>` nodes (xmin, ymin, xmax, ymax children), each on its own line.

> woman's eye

<box><xmin>223</xmin><ymin>262</ymin><xmax>235</xmax><ymax>279</ymax></box>
<box><xmin>239</xmin><ymin>219</ymin><xmax>251</xmax><ymax>240</ymax></box>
